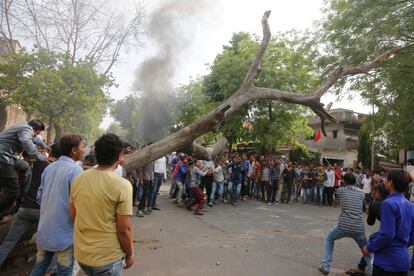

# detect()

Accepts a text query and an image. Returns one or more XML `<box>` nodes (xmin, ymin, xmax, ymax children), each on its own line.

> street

<box><xmin>126</xmin><ymin>183</ymin><xmax>379</xmax><ymax>276</ymax></box>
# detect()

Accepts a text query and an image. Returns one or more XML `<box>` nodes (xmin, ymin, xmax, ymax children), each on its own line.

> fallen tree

<box><xmin>124</xmin><ymin>10</ymin><xmax>410</xmax><ymax>172</ymax></box>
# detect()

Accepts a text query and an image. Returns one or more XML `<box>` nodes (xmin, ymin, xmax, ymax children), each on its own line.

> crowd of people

<box><xmin>0</xmin><ymin>119</ymin><xmax>414</xmax><ymax>276</ymax></box>
<box><xmin>166</xmin><ymin>152</ymin><xmax>388</xmax><ymax>215</ymax></box>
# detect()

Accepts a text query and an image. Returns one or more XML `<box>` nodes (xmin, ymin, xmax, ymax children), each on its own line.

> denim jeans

<box><xmin>80</xmin><ymin>258</ymin><xmax>123</xmax><ymax>276</ymax></box>
<box><xmin>30</xmin><ymin>245</ymin><xmax>74</xmax><ymax>276</ymax></box>
<box><xmin>228</xmin><ymin>180</ymin><xmax>242</xmax><ymax>203</ymax></box>
<box><xmin>321</xmin><ymin>226</ymin><xmax>372</xmax><ymax>273</ymax></box>
<box><xmin>303</xmin><ymin>187</ymin><xmax>312</xmax><ymax>204</ymax></box>
<box><xmin>249</xmin><ymin>181</ymin><xmax>258</xmax><ymax>198</ymax></box>
<box><xmin>175</xmin><ymin>180</ymin><xmax>184</xmax><ymax>203</ymax></box>
<box><xmin>0</xmin><ymin>207</ymin><xmax>39</xmax><ymax>267</ymax></box>
<box><xmin>151</xmin><ymin>174</ymin><xmax>163</xmax><ymax>207</ymax></box>
<box><xmin>314</xmin><ymin>185</ymin><xmax>324</xmax><ymax>205</ymax></box>
<box><xmin>211</xmin><ymin>181</ymin><xmax>223</xmax><ymax>202</ymax></box>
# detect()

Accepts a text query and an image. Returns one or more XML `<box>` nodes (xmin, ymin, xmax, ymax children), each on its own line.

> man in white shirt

<box><xmin>324</xmin><ymin>165</ymin><xmax>335</xmax><ymax>206</ymax></box>
<box><xmin>151</xmin><ymin>156</ymin><xmax>167</xmax><ymax>211</ymax></box>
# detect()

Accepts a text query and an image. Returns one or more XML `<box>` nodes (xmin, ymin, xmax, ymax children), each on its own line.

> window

<box><xmin>333</xmin><ymin>130</ymin><xmax>338</xmax><ymax>139</ymax></box>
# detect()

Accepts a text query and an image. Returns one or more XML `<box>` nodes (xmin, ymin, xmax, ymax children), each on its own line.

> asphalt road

<box><xmin>125</xmin><ymin>183</ymin><xmax>380</xmax><ymax>276</ymax></box>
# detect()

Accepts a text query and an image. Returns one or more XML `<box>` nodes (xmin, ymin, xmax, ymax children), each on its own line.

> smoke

<box><xmin>135</xmin><ymin>0</ymin><xmax>212</xmax><ymax>143</ymax></box>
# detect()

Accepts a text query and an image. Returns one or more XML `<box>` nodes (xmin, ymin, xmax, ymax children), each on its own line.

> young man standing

<box><xmin>314</xmin><ymin>164</ymin><xmax>327</xmax><ymax>207</ymax></box>
<box><xmin>70</xmin><ymin>134</ymin><xmax>134</xmax><ymax>275</ymax></box>
<box><xmin>319</xmin><ymin>173</ymin><xmax>372</xmax><ymax>275</ymax></box>
<box><xmin>324</xmin><ymin>165</ymin><xmax>335</xmax><ymax>206</ymax></box>
<box><xmin>136</xmin><ymin>158</ymin><xmax>155</xmax><ymax>217</ymax></box>
<box><xmin>186</xmin><ymin>159</ymin><xmax>210</xmax><ymax>215</ymax></box>
<box><xmin>30</xmin><ymin>134</ymin><xmax>85</xmax><ymax>276</ymax></box>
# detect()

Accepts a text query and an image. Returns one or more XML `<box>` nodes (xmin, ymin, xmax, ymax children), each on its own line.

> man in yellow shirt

<box><xmin>70</xmin><ymin>134</ymin><xmax>134</xmax><ymax>275</ymax></box>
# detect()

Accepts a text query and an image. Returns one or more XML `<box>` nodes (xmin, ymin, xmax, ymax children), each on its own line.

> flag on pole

<box><xmin>313</xmin><ymin>128</ymin><xmax>321</xmax><ymax>144</ymax></box>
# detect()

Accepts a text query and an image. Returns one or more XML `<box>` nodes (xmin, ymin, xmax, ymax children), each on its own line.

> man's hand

<box><xmin>124</xmin><ymin>255</ymin><xmax>135</xmax><ymax>269</ymax></box>
<box><xmin>361</xmin><ymin>247</ymin><xmax>369</xmax><ymax>256</ymax></box>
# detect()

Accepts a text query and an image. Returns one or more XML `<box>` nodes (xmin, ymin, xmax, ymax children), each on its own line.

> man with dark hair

<box><xmin>319</xmin><ymin>173</ymin><xmax>372</xmax><ymax>275</ymax></box>
<box><xmin>30</xmin><ymin>134</ymin><xmax>84</xmax><ymax>276</ymax></box>
<box><xmin>0</xmin><ymin>119</ymin><xmax>47</xmax><ymax>219</ymax></box>
<box><xmin>0</xmin><ymin>143</ymin><xmax>60</xmax><ymax>267</ymax></box>
<box><xmin>69</xmin><ymin>133</ymin><xmax>134</xmax><ymax>275</ymax></box>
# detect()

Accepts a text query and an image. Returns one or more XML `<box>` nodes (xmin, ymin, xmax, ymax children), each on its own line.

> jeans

<box><xmin>175</xmin><ymin>180</ymin><xmax>184</xmax><ymax>203</ymax></box>
<box><xmin>314</xmin><ymin>185</ymin><xmax>324</xmax><ymax>205</ymax></box>
<box><xmin>303</xmin><ymin>187</ymin><xmax>312</xmax><ymax>204</ymax></box>
<box><xmin>269</xmin><ymin>179</ymin><xmax>279</xmax><ymax>202</ymax></box>
<box><xmin>0</xmin><ymin>207</ymin><xmax>39</xmax><ymax>267</ymax></box>
<box><xmin>249</xmin><ymin>181</ymin><xmax>258</xmax><ymax>199</ymax></box>
<box><xmin>30</xmin><ymin>245</ymin><xmax>74</xmax><ymax>276</ymax></box>
<box><xmin>80</xmin><ymin>258</ymin><xmax>124</xmax><ymax>276</ymax></box>
<box><xmin>138</xmin><ymin>180</ymin><xmax>153</xmax><ymax>211</ymax></box>
<box><xmin>281</xmin><ymin>181</ymin><xmax>293</xmax><ymax>203</ymax></box>
<box><xmin>321</xmin><ymin>226</ymin><xmax>372</xmax><ymax>273</ymax></box>
<box><xmin>169</xmin><ymin>177</ymin><xmax>176</xmax><ymax>197</ymax></box>
<box><xmin>228</xmin><ymin>180</ymin><xmax>242</xmax><ymax>203</ymax></box>
<box><xmin>151</xmin><ymin>174</ymin><xmax>163</xmax><ymax>207</ymax></box>
<box><xmin>211</xmin><ymin>181</ymin><xmax>224</xmax><ymax>202</ymax></box>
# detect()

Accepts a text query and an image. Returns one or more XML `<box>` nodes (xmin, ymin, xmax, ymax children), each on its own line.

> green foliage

<box><xmin>322</xmin><ymin>0</ymin><xmax>414</xmax><ymax>152</ymax></box>
<box><xmin>0</xmin><ymin>48</ymin><xmax>112</xmax><ymax>143</ymax></box>
<box><xmin>200</xmin><ymin>32</ymin><xmax>317</xmax><ymax>151</ymax></box>
<box><xmin>110</xmin><ymin>94</ymin><xmax>142</xmax><ymax>146</ymax></box>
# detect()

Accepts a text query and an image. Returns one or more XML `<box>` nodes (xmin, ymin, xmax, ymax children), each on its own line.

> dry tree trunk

<box><xmin>124</xmin><ymin>10</ymin><xmax>410</xmax><ymax>172</ymax></box>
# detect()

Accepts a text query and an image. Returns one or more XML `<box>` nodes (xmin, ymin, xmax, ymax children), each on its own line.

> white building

<box><xmin>302</xmin><ymin>108</ymin><xmax>366</xmax><ymax>168</ymax></box>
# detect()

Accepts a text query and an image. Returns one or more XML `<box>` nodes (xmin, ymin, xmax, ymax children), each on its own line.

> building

<box><xmin>301</xmin><ymin>108</ymin><xmax>366</xmax><ymax>168</ymax></box>
<box><xmin>0</xmin><ymin>38</ymin><xmax>28</xmax><ymax>131</ymax></box>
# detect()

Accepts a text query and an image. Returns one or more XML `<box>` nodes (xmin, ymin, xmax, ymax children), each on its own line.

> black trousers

<box><xmin>138</xmin><ymin>180</ymin><xmax>152</xmax><ymax>211</ymax></box>
<box><xmin>0</xmin><ymin>163</ymin><xmax>19</xmax><ymax>217</ymax></box>
<box><xmin>267</xmin><ymin>179</ymin><xmax>279</xmax><ymax>202</ymax></box>
<box><xmin>324</xmin><ymin>187</ymin><xmax>334</xmax><ymax>206</ymax></box>
<box><xmin>373</xmin><ymin>265</ymin><xmax>407</xmax><ymax>276</ymax></box>
<box><xmin>203</xmin><ymin>175</ymin><xmax>213</xmax><ymax>203</ymax></box>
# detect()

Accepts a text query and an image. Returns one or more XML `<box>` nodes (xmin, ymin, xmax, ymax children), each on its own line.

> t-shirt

<box><xmin>21</xmin><ymin>160</ymin><xmax>49</xmax><ymax>209</ymax></box>
<box><xmin>324</xmin><ymin>170</ymin><xmax>335</xmax><ymax>188</ymax></box>
<box><xmin>70</xmin><ymin>168</ymin><xmax>133</xmax><ymax>267</ymax></box>
<box><xmin>362</xmin><ymin>176</ymin><xmax>372</xmax><ymax>194</ymax></box>
<box><xmin>336</xmin><ymin>185</ymin><xmax>365</xmax><ymax>233</ymax></box>
<box><xmin>190</xmin><ymin>167</ymin><xmax>207</xmax><ymax>188</ymax></box>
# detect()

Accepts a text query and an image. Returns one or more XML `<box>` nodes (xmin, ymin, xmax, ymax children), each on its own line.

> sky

<box><xmin>102</xmin><ymin>0</ymin><xmax>368</xmax><ymax>128</ymax></box>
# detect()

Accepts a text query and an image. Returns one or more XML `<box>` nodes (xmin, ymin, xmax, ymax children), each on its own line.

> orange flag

<box><xmin>313</xmin><ymin>128</ymin><xmax>321</xmax><ymax>143</ymax></box>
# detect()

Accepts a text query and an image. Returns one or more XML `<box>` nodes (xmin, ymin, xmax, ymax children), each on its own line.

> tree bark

<box><xmin>54</xmin><ymin>123</ymin><xmax>63</xmax><ymax>143</ymax></box>
<box><xmin>123</xmin><ymin>11</ymin><xmax>410</xmax><ymax>173</ymax></box>
<box><xmin>0</xmin><ymin>101</ymin><xmax>8</xmax><ymax>131</ymax></box>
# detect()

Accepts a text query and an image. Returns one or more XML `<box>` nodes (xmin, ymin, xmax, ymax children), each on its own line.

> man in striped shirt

<box><xmin>319</xmin><ymin>173</ymin><xmax>372</xmax><ymax>275</ymax></box>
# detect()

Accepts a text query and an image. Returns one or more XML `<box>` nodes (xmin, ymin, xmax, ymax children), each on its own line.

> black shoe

<box><xmin>318</xmin><ymin>266</ymin><xmax>329</xmax><ymax>275</ymax></box>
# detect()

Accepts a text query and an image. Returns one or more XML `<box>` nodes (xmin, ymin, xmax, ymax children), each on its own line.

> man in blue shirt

<box><xmin>30</xmin><ymin>134</ymin><xmax>85</xmax><ymax>276</ymax></box>
<box><xmin>362</xmin><ymin>169</ymin><xmax>414</xmax><ymax>275</ymax></box>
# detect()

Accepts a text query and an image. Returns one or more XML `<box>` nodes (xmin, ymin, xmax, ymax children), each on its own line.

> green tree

<box><xmin>0</xmin><ymin>48</ymin><xmax>112</xmax><ymax>143</ymax></box>
<box><xmin>110</xmin><ymin>94</ymin><xmax>142</xmax><ymax>145</ymax></box>
<box><xmin>199</xmin><ymin>32</ymin><xmax>317</xmax><ymax>151</ymax></box>
<box><xmin>321</xmin><ymin>0</ymin><xmax>414</xmax><ymax>153</ymax></box>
